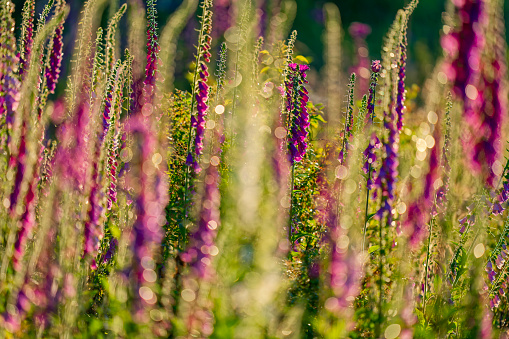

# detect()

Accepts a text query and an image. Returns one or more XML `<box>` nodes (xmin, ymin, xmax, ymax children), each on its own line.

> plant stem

<box><xmin>288</xmin><ymin>162</ymin><xmax>296</xmax><ymax>244</ymax></box>
<box><xmin>362</xmin><ymin>163</ymin><xmax>372</xmax><ymax>253</ymax></box>
<box><xmin>423</xmin><ymin>216</ymin><xmax>434</xmax><ymax>314</ymax></box>
<box><xmin>376</xmin><ymin>216</ymin><xmax>384</xmax><ymax>338</ymax></box>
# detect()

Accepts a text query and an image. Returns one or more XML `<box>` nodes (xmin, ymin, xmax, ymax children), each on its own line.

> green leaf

<box><xmin>368</xmin><ymin>245</ymin><xmax>380</xmax><ymax>253</ymax></box>
<box><xmin>367</xmin><ymin>213</ymin><xmax>376</xmax><ymax>221</ymax></box>
<box><xmin>294</xmin><ymin>55</ymin><xmax>309</xmax><ymax>64</ymax></box>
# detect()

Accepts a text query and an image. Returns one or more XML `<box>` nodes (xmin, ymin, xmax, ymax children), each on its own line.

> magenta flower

<box><xmin>46</xmin><ymin>23</ymin><xmax>64</xmax><ymax>94</ymax></box>
<box><xmin>186</xmin><ymin>8</ymin><xmax>213</xmax><ymax>173</ymax></box>
<box><xmin>188</xmin><ymin>63</ymin><xmax>210</xmax><ymax>173</ymax></box>
<box><xmin>286</xmin><ymin>63</ymin><xmax>310</xmax><ymax>164</ymax></box>
<box><xmin>442</xmin><ymin>0</ymin><xmax>505</xmax><ymax>187</ymax></box>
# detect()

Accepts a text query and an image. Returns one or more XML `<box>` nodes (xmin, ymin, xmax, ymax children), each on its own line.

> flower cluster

<box><xmin>375</xmin><ymin>108</ymin><xmax>399</xmax><ymax>225</ymax></box>
<box><xmin>339</xmin><ymin>73</ymin><xmax>356</xmax><ymax>165</ymax></box>
<box><xmin>441</xmin><ymin>0</ymin><xmax>505</xmax><ymax>187</ymax></box>
<box><xmin>18</xmin><ymin>0</ymin><xmax>35</xmax><ymax>78</ymax></box>
<box><xmin>107</xmin><ymin>132</ymin><xmax>119</xmax><ymax>210</ymax></box>
<box><xmin>45</xmin><ymin>23</ymin><xmax>64</xmax><ymax>94</ymax></box>
<box><xmin>367</xmin><ymin>60</ymin><xmax>381</xmax><ymax>122</ymax></box>
<box><xmin>396</xmin><ymin>27</ymin><xmax>407</xmax><ymax>131</ymax></box>
<box><xmin>0</xmin><ymin>0</ymin><xmax>20</xmax><ymax>128</ymax></box>
<box><xmin>286</xmin><ymin>63</ymin><xmax>310</xmax><ymax>164</ymax></box>
<box><xmin>363</xmin><ymin>133</ymin><xmax>381</xmax><ymax>190</ymax></box>
<box><xmin>186</xmin><ymin>1</ymin><xmax>213</xmax><ymax>173</ymax></box>
<box><xmin>144</xmin><ymin>0</ymin><xmax>160</xmax><ymax>93</ymax></box>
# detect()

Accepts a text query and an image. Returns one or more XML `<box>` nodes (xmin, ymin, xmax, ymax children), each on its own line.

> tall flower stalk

<box><xmin>182</xmin><ymin>0</ymin><xmax>213</xmax><ymax>236</ymax></box>
<box><xmin>338</xmin><ymin>73</ymin><xmax>356</xmax><ymax>165</ymax></box>
<box><xmin>367</xmin><ymin>60</ymin><xmax>381</xmax><ymax>122</ymax></box>
<box><xmin>18</xmin><ymin>0</ymin><xmax>35</xmax><ymax>78</ymax></box>
<box><xmin>285</xmin><ymin>63</ymin><xmax>310</xmax><ymax>241</ymax></box>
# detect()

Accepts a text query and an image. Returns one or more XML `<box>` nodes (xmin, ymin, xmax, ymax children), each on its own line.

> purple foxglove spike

<box><xmin>286</xmin><ymin>63</ymin><xmax>310</xmax><ymax>164</ymax></box>
<box><xmin>375</xmin><ymin>108</ymin><xmax>399</xmax><ymax>226</ymax></box>
<box><xmin>18</xmin><ymin>0</ymin><xmax>35</xmax><ymax>79</ymax></box>
<box><xmin>46</xmin><ymin>24</ymin><xmax>64</xmax><ymax>94</ymax></box>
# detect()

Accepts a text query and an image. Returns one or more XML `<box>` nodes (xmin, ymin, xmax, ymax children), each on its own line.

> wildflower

<box><xmin>363</xmin><ymin>133</ymin><xmax>381</xmax><ymax>190</ymax></box>
<box><xmin>442</xmin><ymin>0</ymin><xmax>506</xmax><ymax>187</ymax></box>
<box><xmin>191</xmin><ymin>64</ymin><xmax>210</xmax><ymax>171</ymax></box>
<box><xmin>186</xmin><ymin>2</ymin><xmax>213</xmax><ymax>173</ymax></box>
<box><xmin>375</xmin><ymin>107</ymin><xmax>399</xmax><ymax>225</ymax></box>
<box><xmin>367</xmin><ymin>60</ymin><xmax>381</xmax><ymax>122</ymax></box>
<box><xmin>339</xmin><ymin>73</ymin><xmax>356</xmax><ymax>165</ymax></box>
<box><xmin>396</xmin><ymin>29</ymin><xmax>407</xmax><ymax>131</ymax></box>
<box><xmin>18</xmin><ymin>0</ymin><xmax>35</xmax><ymax>78</ymax></box>
<box><xmin>0</xmin><ymin>0</ymin><xmax>20</xmax><ymax>128</ymax></box>
<box><xmin>45</xmin><ymin>22</ymin><xmax>64</xmax><ymax>94</ymax></box>
<box><xmin>286</xmin><ymin>63</ymin><xmax>310</xmax><ymax>164</ymax></box>
<box><xmin>107</xmin><ymin>133</ymin><xmax>119</xmax><ymax>210</ymax></box>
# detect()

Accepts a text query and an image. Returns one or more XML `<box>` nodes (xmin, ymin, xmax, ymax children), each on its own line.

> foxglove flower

<box><xmin>45</xmin><ymin>23</ymin><xmax>64</xmax><ymax>94</ymax></box>
<box><xmin>18</xmin><ymin>0</ymin><xmax>35</xmax><ymax>78</ymax></box>
<box><xmin>367</xmin><ymin>60</ymin><xmax>381</xmax><ymax>122</ymax></box>
<box><xmin>363</xmin><ymin>133</ymin><xmax>381</xmax><ymax>190</ymax></box>
<box><xmin>144</xmin><ymin>0</ymin><xmax>160</xmax><ymax>99</ymax></box>
<box><xmin>107</xmin><ymin>133</ymin><xmax>119</xmax><ymax>209</ymax></box>
<box><xmin>0</xmin><ymin>0</ymin><xmax>20</xmax><ymax>127</ymax></box>
<box><xmin>12</xmin><ymin>136</ymin><xmax>45</xmax><ymax>270</ymax></box>
<box><xmin>339</xmin><ymin>73</ymin><xmax>356</xmax><ymax>165</ymax></box>
<box><xmin>190</xmin><ymin>63</ymin><xmax>210</xmax><ymax>171</ymax></box>
<box><xmin>375</xmin><ymin>107</ymin><xmax>399</xmax><ymax>225</ymax></box>
<box><xmin>396</xmin><ymin>29</ymin><xmax>407</xmax><ymax>131</ymax></box>
<box><xmin>186</xmin><ymin>2</ymin><xmax>213</xmax><ymax>173</ymax></box>
<box><xmin>286</xmin><ymin>63</ymin><xmax>310</xmax><ymax>164</ymax></box>
<box><xmin>8</xmin><ymin>123</ymin><xmax>27</xmax><ymax>212</ymax></box>
<box><xmin>442</xmin><ymin>0</ymin><xmax>506</xmax><ymax>187</ymax></box>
